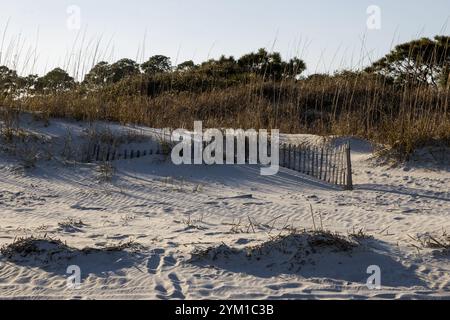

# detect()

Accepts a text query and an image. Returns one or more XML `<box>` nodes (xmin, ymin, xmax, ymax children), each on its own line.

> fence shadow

<box><xmin>119</xmin><ymin>160</ymin><xmax>341</xmax><ymax>194</ymax></box>
<box><xmin>357</xmin><ymin>184</ymin><xmax>450</xmax><ymax>203</ymax></box>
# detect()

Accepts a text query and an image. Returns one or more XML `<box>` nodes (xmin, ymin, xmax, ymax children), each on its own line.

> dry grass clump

<box><xmin>0</xmin><ymin>128</ymin><xmax>52</xmax><ymax>169</ymax></box>
<box><xmin>408</xmin><ymin>231</ymin><xmax>450</xmax><ymax>254</ymax></box>
<box><xmin>96</xmin><ymin>161</ymin><xmax>115</xmax><ymax>182</ymax></box>
<box><xmin>190</xmin><ymin>230</ymin><xmax>359</xmax><ymax>264</ymax></box>
<box><xmin>348</xmin><ymin>228</ymin><xmax>374</xmax><ymax>242</ymax></box>
<box><xmin>303</xmin><ymin>230</ymin><xmax>358</xmax><ymax>252</ymax></box>
<box><xmin>182</xmin><ymin>213</ymin><xmax>206</xmax><ymax>231</ymax></box>
<box><xmin>0</xmin><ymin>235</ymin><xmax>142</xmax><ymax>262</ymax></box>
<box><xmin>0</xmin><ymin>127</ymin><xmax>45</xmax><ymax>145</ymax></box>
<box><xmin>0</xmin><ymin>235</ymin><xmax>69</xmax><ymax>260</ymax></box>
<box><xmin>58</xmin><ymin>218</ymin><xmax>86</xmax><ymax>233</ymax></box>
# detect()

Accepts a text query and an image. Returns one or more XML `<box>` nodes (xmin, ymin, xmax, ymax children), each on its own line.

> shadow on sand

<box><xmin>190</xmin><ymin>237</ymin><xmax>427</xmax><ymax>289</ymax></box>
<box><xmin>0</xmin><ymin>239</ymin><xmax>147</xmax><ymax>281</ymax></box>
<box><xmin>357</xmin><ymin>184</ymin><xmax>450</xmax><ymax>203</ymax></box>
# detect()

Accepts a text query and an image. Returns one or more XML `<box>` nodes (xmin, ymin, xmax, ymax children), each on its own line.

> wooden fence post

<box><xmin>256</xmin><ymin>134</ymin><xmax>260</xmax><ymax>164</ymax></box>
<box><xmin>95</xmin><ymin>145</ymin><xmax>100</xmax><ymax>161</ymax></box>
<box><xmin>331</xmin><ymin>150</ymin><xmax>337</xmax><ymax>184</ymax></box>
<box><xmin>301</xmin><ymin>146</ymin><xmax>306</xmax><ymax>173</ymax></box>
<box><xmin>293</xmin><ymin>145</ymin><xmax>296</xmax><ymax>170</ymax></box>
<box><xmin>339</xmin><ymin>146</ymin><xmax>345</xmax><ymax>185</ymax></box>
<box><xmin>338</xmin><ymin>148</ymin><xmax>343</xmax><ymax>185</ymax></box>
<box><xmin>345</xmin><ymin>143</ymin><xmax>353</xmax><ymax>190</ymax></box>
<box><xmin>305</xmin><ymin>147</ymin><xmax>310</xmax><ymax>175</ymax></box>
<box><xmin>315</xmin><ymin>148</ymin><xmax>318</xmax><ymax>178</ymax></box>
<box><xmin>245</xmin><ymin>136</ymin><xmax>249</xmax><ymax>163</ymax></box>
<box><xmin>288</xmin><ymin>144</ymin><xmax>292</xmax><ymax>169</ymax></box>
<box><xmin>319</xmin><ymin>148</ymin><xmax>324</xmax><ymax>180</ymax></box>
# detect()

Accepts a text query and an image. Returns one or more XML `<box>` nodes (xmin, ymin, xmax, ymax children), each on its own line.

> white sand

<box><xmin>0</xmin><ymin>117</ymin><xmax>449</xmax><ymax>300</ymax></box>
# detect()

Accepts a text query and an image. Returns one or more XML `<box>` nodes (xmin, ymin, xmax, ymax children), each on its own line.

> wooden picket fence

<box><xmin>84</xmin><ymin>135</ymin><xmax>353</xmax><ymax>190</ymax></box>
<box><xmin>84</xmin><ymin>142</ymin><xmax>170</xmax><ymax>163</ymax></box>
<box><xmin>191</xmin><ymin>135</ymin><xmax>354</xmax><ymax>190</ymax></box>
<box><xmin>279</xmin><ymin>143</ymin><xmax>353</xmax><ymax>190</ymax></box>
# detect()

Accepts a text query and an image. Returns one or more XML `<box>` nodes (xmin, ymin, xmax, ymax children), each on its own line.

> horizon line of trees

<box><xmin>0</xmin><ymin>48</ymin><xmax>306</xmax><ymax>95</ymax></box>
<box><xmin>1</xmin><ymin>35</ymin><xmax>449</xmax><ymax>96</ymax></box>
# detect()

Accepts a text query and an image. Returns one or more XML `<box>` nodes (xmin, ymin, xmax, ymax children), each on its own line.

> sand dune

<box><xmin>0</xmin><ymin>118</ymin><xmax>449</xmax><ymax>299</ymax></box>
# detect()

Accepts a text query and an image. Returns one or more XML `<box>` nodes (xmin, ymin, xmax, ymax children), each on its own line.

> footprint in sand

<box><xmin>162</xmin><ymin>255</ymin><xmax>177</xmax><ymax>270</ymax></box>
<box><xmin>155</xmin><ymin>283</ymin><xmax>168</xmax><ymax>296</ymax></box>
<box><xmin>147</xmin><ymin>249</ymin><xmax>165</xmax><ymax>274</ymax></box>
<box><xmin>155</xmin><ymin>273</ymin><xmax>185</xmax><ymax>300</ymax></box>
<box><xmin>167</xmin><ymin>273</ymin><xmax>185</xmax><ymax>299</ymax></box>
<box><xmin>150</xmin><ymin>252</ymin><xmax>185</xmax><ymax>300</ymax></box>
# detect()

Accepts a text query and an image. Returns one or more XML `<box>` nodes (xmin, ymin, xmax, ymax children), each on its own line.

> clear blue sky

<box><xmin>1</xmin><ymin>0</ymin><xmax>449</xmax><ymax>78</ymax></box>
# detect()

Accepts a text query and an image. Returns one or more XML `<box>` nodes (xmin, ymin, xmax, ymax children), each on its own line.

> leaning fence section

<box><xmin>83</xmin><ymin>142</ymin><xmax>170</xmax><ymax>163</ymax></box>
<box><xmin>279</xmin><ymin>143</ymin><xmax>353</xmax><ymax>190</ymax></box>
<box><xmin>84</xmin><ymin>133</ymin><xmax>353</xmax><ymax>190</ymax></box>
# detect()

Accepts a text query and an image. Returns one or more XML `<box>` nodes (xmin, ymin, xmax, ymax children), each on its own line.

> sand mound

<box><xmin>190</xmin><ymin>231</ymin><xmax>360</xmax><ymax>272</ymax></box>
<box><xmin>0</xmin><ymin>236</ymin><xmax>142</xmax><ymax>263</ymax></box>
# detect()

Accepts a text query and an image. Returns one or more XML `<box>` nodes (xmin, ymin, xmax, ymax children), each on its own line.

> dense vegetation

<box><xmin>1</xmin><ymin>37</ymin><xmax>449</xmax><ymax>159</ymax></box>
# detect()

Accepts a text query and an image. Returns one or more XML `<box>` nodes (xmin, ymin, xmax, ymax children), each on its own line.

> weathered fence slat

<box><xmin>319</xmin><ymin>148</ymin><xmax>324</xmax><ymax>180</ymax></box>
<box><xmin>345</xmin><ymin>143</ymin><xmax>353</xmax><ymax>190</ymax></box>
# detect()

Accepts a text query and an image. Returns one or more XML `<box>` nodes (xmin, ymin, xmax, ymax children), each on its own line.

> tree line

<box><xmin>1</xmin><ymin>35</ymin><xmax>449</xmax><ymax>97</ymax></box>
<box><xmin>0</xmin><ymin>48</ymin><xmax>306</xmax><ymax>95</ymax></box>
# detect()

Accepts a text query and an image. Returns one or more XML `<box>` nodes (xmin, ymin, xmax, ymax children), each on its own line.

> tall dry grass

<box><xmin>3</xmin><ymin>70</ymin><xmax>447</xmax><ymax>160</ymax></box>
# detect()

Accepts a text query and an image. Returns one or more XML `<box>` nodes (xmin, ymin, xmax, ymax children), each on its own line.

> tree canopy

<box><xmin>79</xmin><ymin>49</ymin><xmax>306</xmax><ymax>91</ymax></box>
<box><xmin>35</xmin><ymin>68</ymin><xmax>75</xmax><ymax>92</ymax></box>
<box><xmin>238</xmin><ymin>48</ymin><xmax>306</xmax><ymax>80</ymax></box>
<box><xmin>83</xmin><ymin>61</ymin><xmax>111</xmax><ymax>87</ymax></box>
<box><xmin>141</xmin><ymin>55</ymin><xmax>172</xmax><ymax>74</ymax></box>
<box><xmin>176</xmin><ymin>60</ymin><xmax>196</xmax><ymax>72</ymax></box>
<box><xmin>5</xmin><ymin>36</ymin><xmax>449</xmax><ymax>97</ymax></box>
<box><xmin>0</xmin><ymin>66</ymin><xmax>20</xmax><ymax>96</ymax></box>
<box><xmin>109</xmin><ymin>59</ymin><xmax>140</xmax><ymax>83</ymax></box>
<box><xmin>366</xmin><ymin>36</ymin><xmax>450</xmax><ymax>87</ymax></box>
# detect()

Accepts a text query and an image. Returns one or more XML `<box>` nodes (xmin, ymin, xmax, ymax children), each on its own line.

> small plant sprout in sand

<box><xmin>182</xmin><ymin>213</ymin><xmax>206</xmax><ymax>230</ymax></box>
<box><xmin>96</xmin><ymin>161</ymin><xmax>115</xmax><ymax>182</ymax></box>
<box><xmin>120</xmin><ymin>214</ymin><xmax>137</xmax><ymax>226</ymax></box>
<box><xmin>408</xmin><ymin>230</ymin><xmax>450</xmax><ymax>254</ymax></box>
<box><xmin>58</xmin><ymin>218</ymin><xmax>86</xmax><ymax>233</ymax></box>
<box><xmin>349</xmin><ymin>228</ymin><xmax>374</xmax><ymax>243</ymax></box>
<box><xmin>227</xmin><ymin>215</ymin><xmax>276</xmax><ymax>234</ymax></box>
